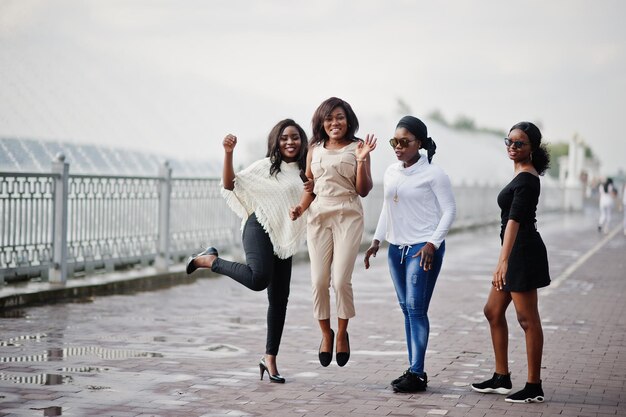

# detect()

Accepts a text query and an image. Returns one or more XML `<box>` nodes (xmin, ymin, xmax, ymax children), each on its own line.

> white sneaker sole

<box><xmin>505</xmin><ymin>395</ymin><xmax>544</xmax><ymax>403</ymax></box>
<box><xmin>471</xmin><ymin>385</ymin><xmax>512</xmax><ymax>395</ymax></box>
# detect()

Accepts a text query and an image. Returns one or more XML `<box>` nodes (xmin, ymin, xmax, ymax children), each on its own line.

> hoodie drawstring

<box><xmin>398</xmin><ymin>245</ymin><xmax>412</xmax><ymax>264</ymax></box>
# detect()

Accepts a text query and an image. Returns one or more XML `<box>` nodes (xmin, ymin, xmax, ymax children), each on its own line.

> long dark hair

<box><xmin>310</xmin><ymin>97</ymin><xmax>359</xmax><ymax>146</ymax></box>
<box><xmin>509</xmin><ymin>121</ymin><xmax>550</xmax><ymax>175</ymax></box>
<box><xmin>266</xmin><ymin>119</ymin><xmax>308</xmax><ymax>176</ymax></box>
<box><xmin>603</xmin><ymin>177</ymin><xmax>614</xmax><ymax>193</ymax></box>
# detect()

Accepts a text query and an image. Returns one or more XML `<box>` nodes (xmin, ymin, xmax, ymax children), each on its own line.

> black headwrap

<box><xmin>396</xmin><ymin>116</ymin><xmax>437</xmax><ymax>163</ymax></box>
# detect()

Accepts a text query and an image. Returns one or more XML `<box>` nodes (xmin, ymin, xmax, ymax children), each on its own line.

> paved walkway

<box><xmin>0</xmin><ymin>209</ymin><xmax>625</xmax><ymax>416</ymax></box>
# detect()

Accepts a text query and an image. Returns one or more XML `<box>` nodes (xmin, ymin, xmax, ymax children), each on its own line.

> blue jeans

<box><xmin>387</xmin><ymin>241</ymin><xmax>445</xmax><ymax>375</ymax></box>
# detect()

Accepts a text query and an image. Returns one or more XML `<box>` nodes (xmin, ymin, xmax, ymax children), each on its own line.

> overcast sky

<box><xmin>1</xmin><ymin>0</ymin><xmax>624</xmax><ymax>175</ymax></box>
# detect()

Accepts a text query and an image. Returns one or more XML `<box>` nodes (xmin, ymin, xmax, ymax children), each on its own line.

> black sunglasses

<box><xmin>389</xmin><ymin>138</ymin><xmax>416</xmax><ymax>148</ymax></box>
<box><xmin>504</xmin><ymin>138</ymin><xmax>529</xmax><ymax>149</ymax></box>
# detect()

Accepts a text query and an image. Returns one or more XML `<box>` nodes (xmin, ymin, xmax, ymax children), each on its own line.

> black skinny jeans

<box><xmin>211</xmin><ymin>213</ymin><xmax>292</xmax><ymax>356</ymax></box>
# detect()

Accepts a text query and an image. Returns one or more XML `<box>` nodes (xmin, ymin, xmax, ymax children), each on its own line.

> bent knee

<box><xmin>311</xmin><ymin>279</ymin><xmax>330</xmax><ymax>294</ymax></box>
<box><xmin>484</xmin><ymin>305</ymin><xmax>506</xmax><ymax>323</ymax></box>
<box><xmin>406</xmin><ymin>305</ymin><xmax>427</xmax><ymax>319</ymax></box>
<box><xmin>250</xmin><ymin>274</ymin><xmax>270</xmax><ymax>291</ymax></box>
<box><xmin>332</xmin><ymin>280</ymin><xmax>353</xmax><ymax>296</ymax></box>
<box><xmin>515</xmin><ymin>314</ymin><xmax>541</xmax><ymax>332</ymax></box>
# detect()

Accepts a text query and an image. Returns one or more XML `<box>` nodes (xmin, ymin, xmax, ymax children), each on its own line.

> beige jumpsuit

<box><xmin>308</xmin><ymin>141</ymin><xmax>364</xmax><ymax>320</ymax></box>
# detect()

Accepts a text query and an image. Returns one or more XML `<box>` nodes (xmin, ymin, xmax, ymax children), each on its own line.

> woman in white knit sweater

<box><xmin>186</xmin><ymin>119</ymin><xmax>309</xmax><ymax>383</ymax></box>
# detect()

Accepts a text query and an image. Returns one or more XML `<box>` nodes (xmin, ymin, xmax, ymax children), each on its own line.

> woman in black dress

<box><xmin>471</xmin><ymin>121</ymin><xmax>550</xmax><ymax>403</ymax></box>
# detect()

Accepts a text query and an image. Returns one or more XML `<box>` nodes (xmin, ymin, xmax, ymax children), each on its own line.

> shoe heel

<box><xmin>259</xmin><ymin>357</ymin><xmax>285</xmax><ymax>383</ymax></box>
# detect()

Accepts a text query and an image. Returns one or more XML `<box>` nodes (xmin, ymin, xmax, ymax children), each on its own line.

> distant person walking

<box><xmin>186</xmin><ymin>119</ymin><xmax>309</xmax><ymax>383</ymax></box>
<box><xmin>598</xmin><ymin>177</ymin><xmax>617</xmax><ymax>234</ymax></box>
<box><xmin>290</xmin><ymin>97</ymin><xmax>377</xmax><ymax>368</ymax></box>
<box><xmin>364</xmin><ymin>116</ymin><xmax>456</xmax><ymax>393</ymax></box>
<box><xmin>471</xmin><ymin>121</ymin><xmax>551</xmax><ymax>403</ymax></box>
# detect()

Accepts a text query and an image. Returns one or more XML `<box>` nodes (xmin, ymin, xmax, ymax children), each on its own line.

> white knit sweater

<box><xmin>221</xmin><ymin>158</ymin><xmax>307</xmax><ymax>259</ymax></box>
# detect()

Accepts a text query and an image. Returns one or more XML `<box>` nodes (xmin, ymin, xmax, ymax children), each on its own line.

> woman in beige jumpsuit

<box><xmin>290</xmin><ymin>97</ymin><xmax>377</xmax><ymax>367</ymax></box>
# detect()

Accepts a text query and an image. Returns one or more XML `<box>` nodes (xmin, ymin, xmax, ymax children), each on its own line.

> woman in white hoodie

<box><xmin>364</xmin><ymin>116</ymin><xmax>456</xmax><ymax>393</ymax></box>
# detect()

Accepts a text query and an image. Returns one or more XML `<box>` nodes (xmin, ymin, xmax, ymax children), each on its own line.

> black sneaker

<box><xmin>392</xmin><ymin>371</ymin><xmax>427</xmax><ymax>393</ymax></box>
<box><xmin>470</xmin><ymin>372</ymin><xmax>512</xmax><ymax>394</ymax></box>
<box><xmin>390</xmin><ymin>368</ymin><xmax>411</xmax><ymax>386</ymax></box>
<box><xmin>505</xmin><ymin>381</ymin><xmax>544</xmax><ymax>403</ymax></box>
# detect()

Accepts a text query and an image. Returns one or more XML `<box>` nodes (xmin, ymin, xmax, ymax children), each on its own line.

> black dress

<box><xmin>497</xmin><ymin>172</ymin><xmax>550</xmax><ymax>292</ymax></box>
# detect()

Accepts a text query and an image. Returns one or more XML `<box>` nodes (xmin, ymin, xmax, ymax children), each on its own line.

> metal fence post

<box><xmin>155</xmin><ymin>161</ymin><xmax>172</xmax><ymax>271</ymax></box>
<box><xmin>49</xmin><ymin>153</ymin><xmax>69</xmax><ymax>283</ymax></box>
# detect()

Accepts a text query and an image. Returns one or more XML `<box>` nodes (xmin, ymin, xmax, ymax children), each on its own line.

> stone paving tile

<box><xmin>0</xmin><ymin>211</ymin><xmax>625</xmax><ymax>416</ymax></box>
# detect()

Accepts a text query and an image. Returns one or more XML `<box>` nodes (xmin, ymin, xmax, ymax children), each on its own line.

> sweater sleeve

<box><xmin>373</xmin><ymin>198</ymin><xmax>388</xmax><ymax>243</ymax></box>
<box><xmin>428</xmin><ymin>168</ymin><xmax>456</xmax><ymax>249</ymax></box>
<box><xmin>220</xmin><ymin>159</ymin><xmax>266</xmax><ymax>221</ymax></box>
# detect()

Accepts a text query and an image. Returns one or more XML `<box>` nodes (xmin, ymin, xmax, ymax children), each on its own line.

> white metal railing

<box><xmin>1</xmin><ymin>155</ymin><xmax>240</xmax><ymax>285</ymax></box>
<box><xmin>0</xmin><ymin>154</ymin><xmax>564</xmax><ymax>285</ymax></box>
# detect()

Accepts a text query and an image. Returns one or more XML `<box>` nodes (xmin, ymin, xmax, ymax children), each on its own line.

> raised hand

<box><xmin>356</xmin><ymin>134</ymin><xmax>377</xmax><ymax>160</ymax></box>
<box><xmin>223</xmin><ymin>134</ymin><xmax>237</xmax><ymax>153</ymax></box>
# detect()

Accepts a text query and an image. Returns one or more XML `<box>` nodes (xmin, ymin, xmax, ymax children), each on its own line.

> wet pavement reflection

<box><xmin>0</xmin><ymin>211</ymin><xmax>625</xmax><ymax>416</ymax></box>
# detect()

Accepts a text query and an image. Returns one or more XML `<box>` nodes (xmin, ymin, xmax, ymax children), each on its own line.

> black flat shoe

<box><xmin>185</xmin><ymin>247</ymin><xmax>219</xmax><ymax>275</ymax></box>
<box><xmin>318</xmin><ymin>329</ymin><xmax>334</xmax><ymax>367</ymax></box>
<box><xmin>336</xmin><ymin>332</ymin><xmax>350</xmax><ymax>367</ymax></box>
<box><xmin>259</xmin><ymin>356</ymin><xmax>285</xmax><ymax>383</ymax></box>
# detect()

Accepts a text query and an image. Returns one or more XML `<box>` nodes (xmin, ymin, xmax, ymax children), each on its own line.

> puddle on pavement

<box><xmin>30</xmin><ymin>406</ymin><xmax>62</xmax><ymax>416</ymax></box>
<box><xmin>0</xmin><ymin>309</ymin><xmax>28</xmax><ymax>319</ymax></box>
<box><xmin>86</xmin><ymin>384</ymin><xmax>111</xmax><ymax>390</ymax></box>
<box><xmin>58</xmin><ymin>366</ymin><xmax>109</xmax><ymax>373</ymax></box>
<box><xmin>0</xmin><ymin>346</ymin><xmax>163</xmax><ymax>363</ymax></box>
<box><xmin>0</xmin><ymin>333</ymin><xmax>47</xmax><ymax>347</ymax></box>
<box><xmin>203</xmin><ymin>343</ymin><xmax>247</xmax><ymax>357</ymax></box>
<box><xmin>0</xmin><ymin>372</ymin><xmax>73</xmax><ymax>385</ymax></box>
<box><xmin>44</xmin><ymin>406</ymin><xmax>62</xmax><ymax>416</ymax></box>
<box><xmin>205</xmin><ymin>344</ymin><xmax>240</xmax><ymax>353</ymax></box>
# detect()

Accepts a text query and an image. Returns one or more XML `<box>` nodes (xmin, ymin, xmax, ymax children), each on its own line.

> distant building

<box><xmin>0</xmin><ymin>137</ymin><xmax>219</xmax><ymax>177</ymax></box>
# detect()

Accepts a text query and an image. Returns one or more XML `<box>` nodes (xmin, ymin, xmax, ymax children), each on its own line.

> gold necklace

<box><xmin>393</xmin><ymin>174</ymin><xmax>409</xmax><ymax>203</ymax></box>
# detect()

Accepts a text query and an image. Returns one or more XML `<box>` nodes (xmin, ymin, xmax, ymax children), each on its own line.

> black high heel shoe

<box><xmin>259</xmin><ymin>356</ymin><xmax>285</xmax><ymax>383</ymax></box>
<box><xmin>185</xmin><ymin>247</ymin><xmax>219</xmax><ymax>275</ymax></box>
<box><xmin>336</xmin><ymin>332</ymin><xmax>350</xmax><ymax>367</ymax></box>
<box><xmin>318</xmin><ymin>329</ymin><xmax>334</xmax><ymax>367</ymax></box>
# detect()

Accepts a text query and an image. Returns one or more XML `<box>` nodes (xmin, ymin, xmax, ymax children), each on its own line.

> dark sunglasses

<box><xmin>389</xmin><ymin>138</ymin><xmax>416</xmax><ymax>148</ymax></box>
<box><xmin>504</xmin><ymin>138</ymin><xmax>529</xmax><ymax>149</ymax></box>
